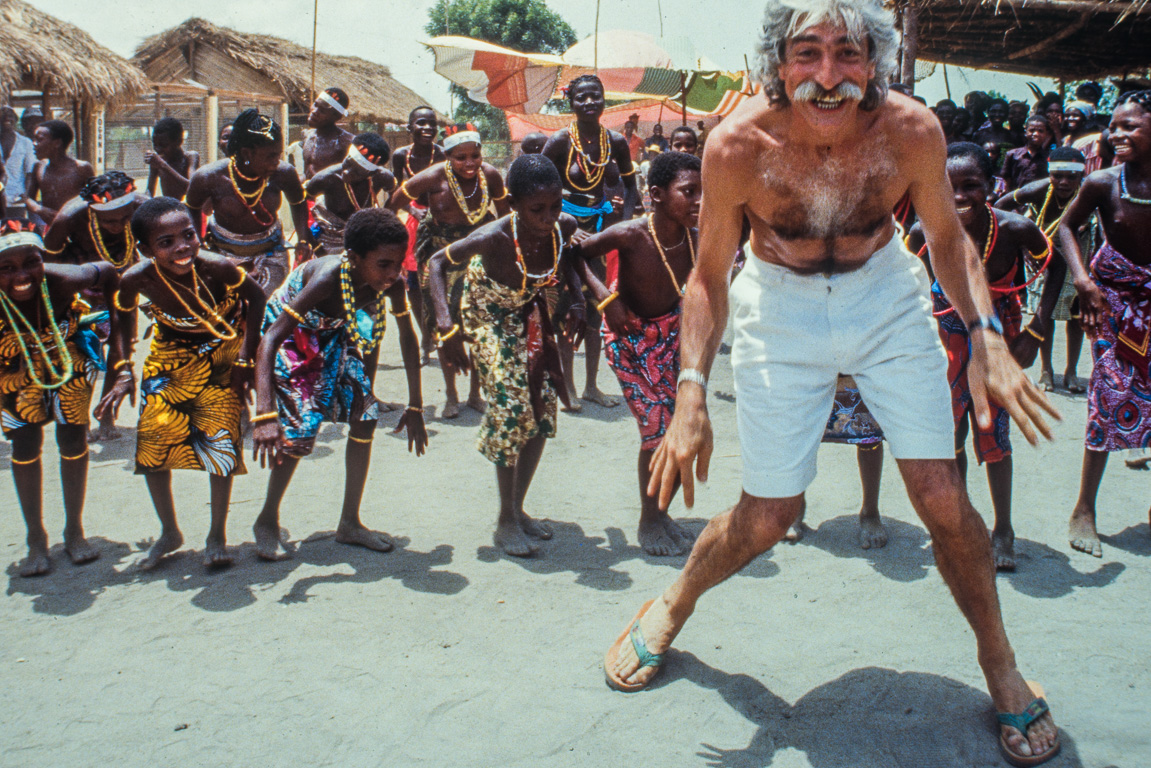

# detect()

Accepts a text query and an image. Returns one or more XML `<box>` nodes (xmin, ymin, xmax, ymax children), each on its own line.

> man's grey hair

<box><xmin>753</xmin><ymin>0</ymin><xmax>899</xmax><ymax>111</ymax></box>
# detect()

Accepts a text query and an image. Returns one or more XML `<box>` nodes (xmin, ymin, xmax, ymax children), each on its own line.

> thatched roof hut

<box><xmin>895</xmin><ymin>0</ymin><xmax>1151</xmax><ymax>79</ymax></box>
<box><xmin>0</xmin><ymin>0</ymin><xmax>147</xmax><ymax>108</ymax></box>
<box><xmin>133</xmin><ymin>18</ymin><xmax>445</xmax><ymax>128</ymax></box>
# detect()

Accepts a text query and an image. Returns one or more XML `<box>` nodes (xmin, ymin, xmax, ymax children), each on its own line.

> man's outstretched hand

<box><xmin>647</xmin><ymin>386</ymin><xmax>713</xmax><ymax>510</ymax></box>
<box><xmin>968</xmin><ymin>332</ymin><xmax>1060</xmax><ymax>445</ymax></box>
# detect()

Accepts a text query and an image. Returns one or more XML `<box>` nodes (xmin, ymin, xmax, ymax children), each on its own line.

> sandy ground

<box><xmin>1</xmin><ymin>321</ymin><xmax>1147</xmax><ymax>768</ymax></box>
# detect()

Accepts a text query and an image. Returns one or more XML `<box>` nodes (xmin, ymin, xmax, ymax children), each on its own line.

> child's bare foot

<box><xmin>442</xmin><ymin>399</ymin><xmax>461</xmax><ymax>419</ymax></box>
<box><xmin>561</xmin><ymin>400</ymin><xmax>583</xmax><ymax>413</ymax></box>
<box><xmin>992</xmin><ymin>528</ymin><xmax>1016</xmax><ymax>571</ymax></box>
<box><xmin>254</xmin><ymin>521</ymin><xmax>293</xmax><ymax>561</ymax></box>
<box><xmin>858</xmin><ymin>510</ymin><xmax>888</xmax><ymax>550</ymax></box>
<box><xmin>377</xmin><ymin>401</ymin><xmax>396</xmax><ymax>413</ymax></box>
<box><xmin>581</xmin><ymin>386</ymin><xmax>618</xmax><ymax>407</ymax></box>
<box><xmin>64</xmin><ymin>534</ymin><xmax>99</xmax><ymax>565</ymax></box>
<box><xmin>494</xmin><ymin>519</ymin><xmax>538</xmax><ymax>557</ymax></box>
<box><xmin>335</xmin><ymin>522</ymin><xmax>395</xmax><ymax>552</ymax></box>
<box><xmin>1068</xmin><ymin>506</ymin><xmax>1102</xmax><ymax>557</ymax></box>
<box><xmin>18</xmin><ymin>538</ymin><xmax>51</xmax><ymax>577</ymax></box>
<box><xmin>203</xmin><ymin>537</ymin><xmax>233</xmax><ymax>568</ymax></box>
<box><xmin>466</xmin><ymin>394</ymin><xmax>487</xmax><ymax>413</ymax></box>
<box><xmin>88</xmin><ymin>422</ymin><xmax>121</xmax><ymax>443</ymax></box>
<box><xmin>638</xmin><ymin>516</ymin><xmax>693</xmax><ymax>556</ymax></box>
<box><xmin>1037</xmin><ymin>370</ymin><xmax>1055</xmax><ymax>392</ymax></box>
<box><xmin>517</xmin><ymin>512</ymin><xmax>552</xmax><ymax>540</ymax></box>
<box><xmin>138</xmin><ymin>530</ymin><xmax>183</xmax><ymax>570</ymax></box>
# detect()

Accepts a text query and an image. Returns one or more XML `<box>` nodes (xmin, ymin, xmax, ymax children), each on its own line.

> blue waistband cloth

<box><xmin>562</xmin><ymin>198</ymin><xmax>614</xmax><ymax>232</ymax></box>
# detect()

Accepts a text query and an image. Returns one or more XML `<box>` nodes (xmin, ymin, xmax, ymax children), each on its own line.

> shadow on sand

<box><xmin>476</xmin><ymin>519</ymin><xmax>781</xmax><ymax>590</ymax></box>
<box><xmin>654</xmin><ymin>657</ymin><xmax>1082</xmax><ymax>768</ymax></box>
<box><xmin>1100</xmin><ymin>522</ymin><xmax>1151</xmax><ymax>556</ymax></box>
<box><xmin>5</xmin><ymin>533</ymin><xmax>467</xmax><ymax>616</ymax></box>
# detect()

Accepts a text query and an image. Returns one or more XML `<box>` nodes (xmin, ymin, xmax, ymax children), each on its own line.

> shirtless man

<box><xmin>185</xmin><ymin>109</ymin><xmax>314</xmax><ymax>295</ymax></box>
<box><xmin>543</xmin><ymin>75</ymin><xmax>638</xmax><ymax>408</ymax></box>
<box><xmin>603</xmin><ymin>3</ymin><xmax>1061</xmax><ymax>765</ymax></box>
<box><xmin>26</xmin><ymin>120</ymin><xmax>94</xmax><ymax>226</ymax></box>
<box><xmin>145</xmin><ymin>117</ymin><xmax>200</xmax><ymax>199</ymax></box>
<box><xmin>302</xmin><ymin>87</ymin><xmax>354</xmax><ymax>180</ymax></box>
<box><xmin>519</xmin><ymin>132</ymin><xmax>548</xmax><ymax>156</ymax></box>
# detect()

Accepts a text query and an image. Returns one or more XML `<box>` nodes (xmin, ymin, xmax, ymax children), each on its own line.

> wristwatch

<box><xmin>966</xmin><ymin>315</ymin><xmax>1004</xmax><ymax>336</ymax></box>
<box><xmin>677</xmin><ymin>368</ymin><xmax>707</xmax><ymax>391</ymax></box>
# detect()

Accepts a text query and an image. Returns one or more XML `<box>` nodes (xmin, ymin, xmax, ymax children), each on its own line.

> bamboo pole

<box><xmin>309</xmin><ymin>0</ymin><xmax>319</xmax><ymax>107</ymax></box>
<box><xmin>900</xmin><ymin>5</ymin><xmax>919</xmax><ymax>90</ymax></box>
<box><xmin>594</xmin><ymin>0</ymin><xmax>601</xmax><ymax>71</ymax></box>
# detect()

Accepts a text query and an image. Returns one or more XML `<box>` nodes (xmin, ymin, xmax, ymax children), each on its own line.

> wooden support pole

<box><xmin>900</xmin><ymin>5</ymin><xmax>919</xmax><ymax>91</ymax></box>
<box><xmin>205</xmin><ymin>93</ymin><xmax>219</xmax><ymax>164</ymax></box>
<box><xmin>280</xmin><ymin>102</ymin><xmax>290</xmax><ymax>141</ymax></box>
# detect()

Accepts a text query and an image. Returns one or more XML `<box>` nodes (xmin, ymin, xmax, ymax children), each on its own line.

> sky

<box><xmin>30</xmin><ymin>0</ymin><xmax>1054</xmax><ymax>115</ymax></box>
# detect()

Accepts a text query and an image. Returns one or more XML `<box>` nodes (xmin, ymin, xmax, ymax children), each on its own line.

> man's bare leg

<box><xmin>141</xmin><ymin>472</ymin><xmax>184</xmax><ymax>569</ymax></box>
<box><xmin>986</xmin><ymin>457</ymin><xmax>1015</xmax><ymax>571</ymax></box>
<box><xmin>609</xmin><ymin>492</ymin><xmax>802</xmax><ymax>686</ymax></box>
<box><xmin>253</xmin><ymin>456</ymin><xmax>299</xmax><ymax>560</ymax></box>
<box><xmin>898</xmin><ymin>458</ymin><xmax>1058</xmax><ymax>760</ymax></box>
<box><xmin>637</xmin><ymin>447</ymin><xmax>694</xmax><ymax>556</ymax></box>
<box><xmin>334</xmin><ymin>422</ymin><xmax>393</xmax><ymax>552</ymax></box>
<box><xmin>205</xmin><ymin>474</ymin><xmax>234</xmax><ymax>567</ymax></box>
<box><xmin>857</xmin><ymin>443</ymin><xmax>887</xmax><ymax>549</ymax></box>
<box><xmin>11</xmin><ymin>426</ymin><xmax>50</xmax><ymax>576</ymax></box>
<box><xmin>56</xmin><ymin>424</ymin><xmax>98</xmax><ymax>565</ymax></box>
<box><xmin>1069</xmin><ymin>449</ymin><xmax>1108</xmax><ymax>557</ymax></box>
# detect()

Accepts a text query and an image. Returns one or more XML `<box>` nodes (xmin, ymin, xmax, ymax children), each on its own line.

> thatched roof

<box><xmin>897</xmin><ymin>0</ymin><xmax>1151</xmax><ymax>79</ymax></box>
<box><xmin>0</xmin><ymin>0</ymin><xmax>147</xmax><ymax>107</ymax></box>
<box><xmin>133</xmin><ymin>18</ymin><xmax>445</xmax><ymax>125</ymax></box>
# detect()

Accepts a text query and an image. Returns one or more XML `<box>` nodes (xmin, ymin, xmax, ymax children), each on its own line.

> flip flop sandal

<box><xmin>997</xmin><ymin>683</ymin><xmax>1061</xmax><ymax>767</ymax></box>
<box><xmin>604</xmin><ymin>599</ymin><xmax>664</xmax><ymax>692</ymax></box>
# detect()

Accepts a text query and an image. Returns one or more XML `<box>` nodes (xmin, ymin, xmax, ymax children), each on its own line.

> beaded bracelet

<box><xmin>233</xmin><ymin>358</ymin><xmax>253</xmax><ymax>369</ymax></box>
<box><xmin>112</xmin><ymin>290</ymin><xmax>138</xmax><ymax>312</ymax></box>
<box><xmin>1025</xmin><ymin>326</ymin><xmax>1046</xmax><ymax>343</ymax></box>
<box><xmin>251</xmin><ymin>412</ymin><xmax>278</xmax><ymax>424</ymax></box>
<box><xmin>596</xmin><ymin>292</ymin><xmax>619</xmax><ymax>313</ymax></box>
<box><xmin>406</xmin><ymin>405</ymin><xmax>424</xmax><ymax>414</ymax></box>
<box><xmin>282</xmin><ymin>305</ymin><xmax>306</xmax><ymax>324</ymax></box>
<box><xmin>113</xmin><ymin>359</ymin><xmax>132</xmax><ymax>371</ymax></box>
<box><xmin>437</xmin><ymin>324</ymin><xmax>460</xmax><ymax>344</ymax></box>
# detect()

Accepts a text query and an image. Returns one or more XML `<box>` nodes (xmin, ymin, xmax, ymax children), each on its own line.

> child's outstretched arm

<box><xmin>386</xmin><ymin>280</ymin><xmax>427</xmax><ymax>455</ymax></box>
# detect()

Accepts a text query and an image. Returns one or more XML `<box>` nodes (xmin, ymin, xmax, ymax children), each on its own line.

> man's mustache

<box><xmin>793</xmin><ymin>80</ymin><xmax>864</xmax><ymax>103</ymax></box>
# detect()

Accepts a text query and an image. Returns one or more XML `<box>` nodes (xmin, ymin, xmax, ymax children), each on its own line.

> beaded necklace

<box><xmin>510</xmin><ymin>214</ymin><xmax>562</xmax><ymax>295</ymax></box>
<box><xmin>979</xmin><ymin>203</ymin><xmax>999</xmax><ymax>263</ymax></box>
<box><xmin>647</xmin><ymin>215</ymin><xmax>697</xmax><ymax>296</ymax></box>
<box><xmin>1034</xmin><ymin>184</ymin><xmax>1070</xmax><ymax>237</ymax></box>
<box><xmin>445</xmin><ymin>165</ymin><xmax>490</xmax><ymax>225</ymax></box>
<box><xmin>151</xmin><ymin>261</ymin><xmax>239</xmax><ymax>340</ymax></box>
<box><xmin>87</xmin><ymin>210</ymin><xmax>136</xmax><ymax>270</ymax></box>
<box><xmin>1120</xmin><ymin>164</ymin><xmax>1151</xmax><ymax>205</ymax></box>
<box><xmin>339</xmin><ymin>257</ymin><xmax>387</xmax><ymax>352</ymax></box>
<box><xmin>564</xmin><ymin>123</ymin><xmax>610</xmax><ymax>192</ymax></box>
<box><xmin>0</xmin><ymin>281</ymin><xmax>73</xmax><ymax>389</ymax></box>
<box><xmin>343</xmin><ymin>178</ymin><xmax>375</xmax><ymax>212</ymax></box>
<box><xmin>404</xmin><ymin>146</ymin><xmax>435</xmax><ymax>179</ymax></box>
<box><xmin>227</xmin><ymin>157</ymin><xmax>276</xmax><ymax>227</ymax></box>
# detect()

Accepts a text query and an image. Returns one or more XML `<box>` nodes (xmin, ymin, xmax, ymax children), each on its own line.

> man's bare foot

<box><xmin>466</xmin><ymin>394</ymin><xmax>487</xmax><ymax>414</ymax></box>
<box><xmin>638</xmin><ymin>516</ymin><xmax>694</xmax><ymax>556</ymax></box>
<box><xmin>581</xmin><ymin>386</ymin><xmax>619</xmax><ymax>407</ymax></box>
<box><xmin>18</xmin><ymin>541</ymin><xmax>51</xmax><ymax>577</ymax></box>
<box><xmin>253</xmin><ymin>521</ymin><xmax>293</xmax><ymax>561</ymax></box>
<box><xmin>1068</xmin><ymin>507</ymin><xmax>1102</xmax><ymax>557</ymax></box>
<box><xmin>494</xmin><ymin>519</ymin><xmax>538</xmax><ymax>557</ymax></box>
<box><xmin>990</xmin><ymin>674</ymin><xmax>1061</xmax><ymax>764</ymax></box>
<box><xmin>858</xmin><ymin>512</ymin><xmax>888</xmax><ymax>550</ymax></box>
<box><xmin>335</xmin><ymin>522</ymin><xmax>394</xmax><ymax>552</ymax></box>
<box><xmin>517</xmin><ymin>512</ymin><xmax>552</xmax><ymax>540</ymax></box>
<box><xmin>137</xmin><ymin>530</ymin><xmax>183</xmax><ymax>570</ymax></box>
<box><xmin>203</xmin><ymin>538</ymin><xmax>233</xmax><ymax>568</ymax></box>
<box><xmin>992</xmin><ymin>528</ymin><xmax>1016</xmax><ymax>571</ymax></box>
<box><xmin>64</xmin><ymin>534</ymin><xmax>99</xmax><ymax>565</ymax></box>
<box><xmin>442</xmin><ymin>399</ymin><xmax>461</xmax><ymax>419</ymax></box>
<box><xmin>607</xmin><ymin>596</ymin><xmax>678</xmax><ymax>689</ymax></box>
<box><xmin>1037</xmin><ymin>370</ymin><xmax>1055</xmax><ymax>392</ymax></box>
<box><xmin>1125</xmin><ymin>454</ymin><xmax>1151</xmax><ymax>470</ymax></box>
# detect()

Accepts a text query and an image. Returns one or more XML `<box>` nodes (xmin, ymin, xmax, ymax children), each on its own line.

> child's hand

<box><xmin>394</xmin><ymin>408</ymin><xmax>428</xmax><ymax>456</ymax></box>
<box><xmin>565</xmin><ymin>302</ymin><xmax>586</xmax><ymax>349</ymax></box>
<box><xmin>294</xmin><ymin>241</ymin><xmax>314</xmax><ymax>263</ymax></box>
<box><xmin>94</xmin><ymin>369</ymin><xmax>135</xmax><ymax>420</ymax></box>
<box><xmin>437</xmin><ymin>324</ymin><xmax>471</xmax><ymax>372</ymax></box>
<box><xmin>603</xmin><ymin>300</ymin><xmax>640</xmax><ymax>337</ymax></box>
<box><xmin>252</xmin><ymin>420</ymin><xmax>284</xmax><ymax>467</ymax></box>
<box><xmin>230</xmin><ymin>366</ymin><xmax>254</xmax><ymax>402</ymax></box>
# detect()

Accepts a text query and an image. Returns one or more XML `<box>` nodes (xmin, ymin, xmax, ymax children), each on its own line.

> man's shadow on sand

<box><xmin>651</xmin><ymin>657</ymin><xmax>1083</xmax><ymax>767</ymax></box>
<box><xmin>803</xmin><ymin>514</ymin><xmax>1125</xmax><ymax>597</ymax></box>
<box><xmin>476</xmin><ymin>520</ymin><xmax>781</xmax><ymax>590</ymax></box>
<box><xmin>6</xmin><ymin>533</ymin><xmax>467</xmax><ymax>616</ymax></box>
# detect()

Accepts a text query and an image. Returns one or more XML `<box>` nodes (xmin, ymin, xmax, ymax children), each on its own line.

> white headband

<box><xmin>348</xmin><ymin>146</ymin><xmax>383</xmax><ymax>172</ymax></box>
<box><xmin>0</xmin><ymin>231</ymin><xmax>43</xmax><ymax>253</ymax></box>
<box><xmin>89</xmin><ymin>192</ymin><xmax>136</xmax><ymax>212</ymax></box>
<box><xmin>1048</xmin><ymin>161</ymin><xmax>1086</xmax><ymax>173</ymax></box>
<box><xmin>319</xmin><ymin>91</ymin><xmax>348</xmax><ymax>117</ymax></box>
<box><xmin>442</xmin><ymin>131</ymin><xmax>481</xmax><ymax>152</ymax></box>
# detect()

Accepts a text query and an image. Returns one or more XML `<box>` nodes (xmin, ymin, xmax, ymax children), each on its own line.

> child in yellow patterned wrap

<box><xmin>100</xmin><ymin>197</ymin><xmax>267</xmax><ymax>571</ymax></box>
<box><xmin>427</xmin><ymin>154</ymin><xmax>585</xmax><ymax>558</ymax></box>
<box><xmin>0</xmin><ymin>219</ymin><xmax>123</xmax><ymax>577</ymax></box>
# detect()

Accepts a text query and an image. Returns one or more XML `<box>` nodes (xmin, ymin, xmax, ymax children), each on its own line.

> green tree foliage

<box><xmin>425</xmin><ymin>0</ymin><xmax>578</xmax><ymax>140</ymax></box>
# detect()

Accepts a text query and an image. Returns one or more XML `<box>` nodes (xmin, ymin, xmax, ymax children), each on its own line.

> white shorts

<box><xmin>730</xmin><ymin>232</ymin><xmax>953</xmax><ymax>498</ymax></box>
